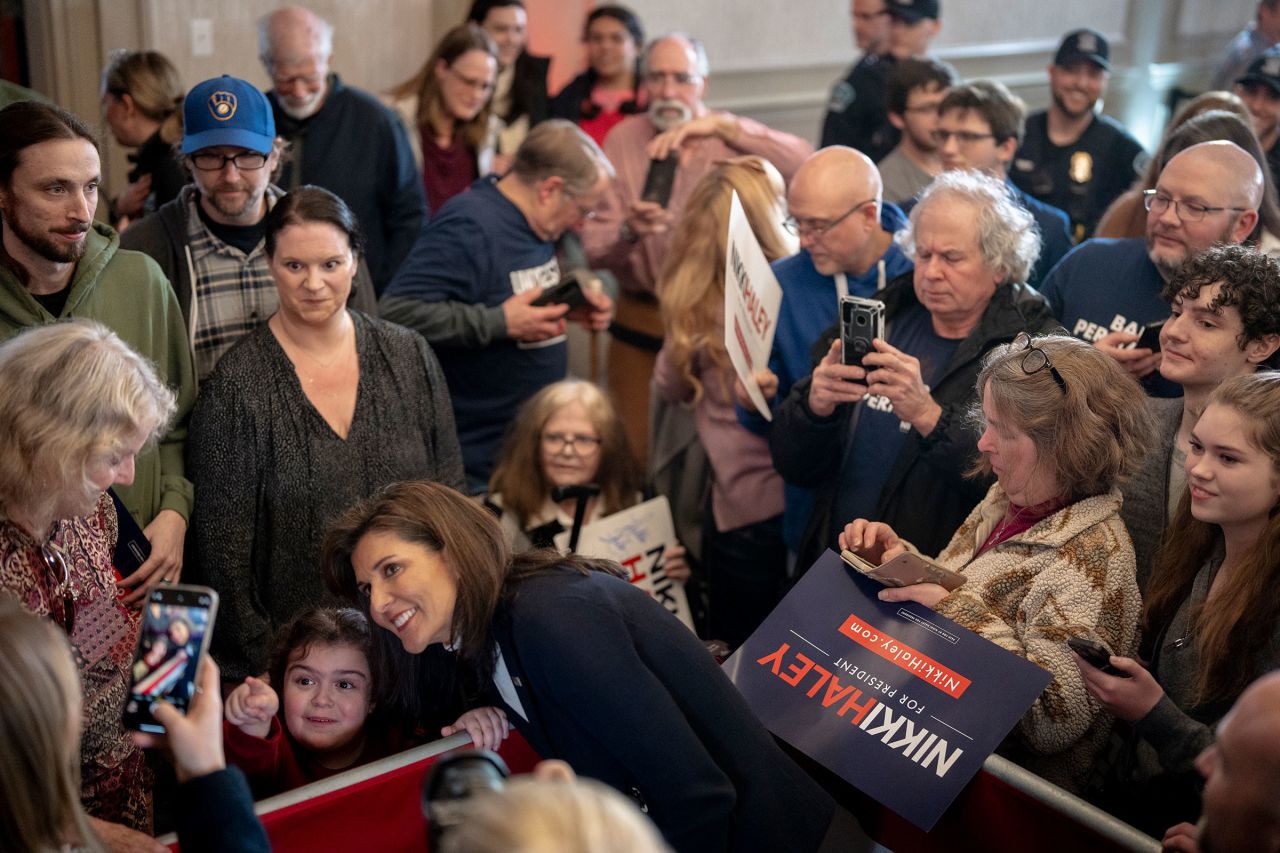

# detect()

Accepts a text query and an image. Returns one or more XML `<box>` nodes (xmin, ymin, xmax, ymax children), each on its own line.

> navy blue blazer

<box><xmin>490</xmin><ymin>568</ymin><xmax>834</xmax><ymax>853</ymax></box>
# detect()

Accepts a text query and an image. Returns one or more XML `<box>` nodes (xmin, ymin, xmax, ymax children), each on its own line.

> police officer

<box><xmin>820</xmin><ymin>0</ymin><xmax>941</xmax><ymax>161</ymax></box>
<box><xmin>1011</xmin><ymin>29</ymin><xmax>1146</xmax><ymax>241</ymax></box>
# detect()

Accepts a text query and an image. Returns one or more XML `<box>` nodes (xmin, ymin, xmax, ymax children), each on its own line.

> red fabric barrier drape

<box><xmin>168</xmin><ymin>734</ymin><xmax>542</xmax><ymax>852</ymax></box>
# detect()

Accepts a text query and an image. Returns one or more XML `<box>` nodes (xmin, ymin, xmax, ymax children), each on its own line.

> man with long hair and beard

<box><xmin>0</xmin><ymin>100</ymin><xmax>196</xmax><ymax>614</ymax></box>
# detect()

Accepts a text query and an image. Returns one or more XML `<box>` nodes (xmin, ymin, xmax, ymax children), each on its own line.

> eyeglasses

<box><xmin>447</xmin><ymin>66</ymin><xmax>496</xmax><ymax>95</ymax></box>
<box><xmin>1142</xmin><ymin>189</ymin><xmax>1247</xmax><ymax>223</ymax></box>
<box><xmin>931</xmin><ymin>129</ymin><xmax>995</xmax><ymax>146</ymax></box>
<box><xmin>783</xmin><ymin>197</ymin><xmax>877</xmax><ymax>238</ymax></box>
<box><xmin>542</xmin><ymin>432</ymin><xmax>603</xmax><ymax>454</ymax></box>
<box><xmin>1012</xmin><ymin>332</ymin><xmax>1067</xmax><ymax>394</ymax></box>
<box><xmin>40</xmin><ymin>541</ymin><xmax>76</xmax><ymax>635</ymax></box>
<box><xmin>643</xmin><ymin>70</ymin><xmax>701</xmax><ymax>88</ymax></box>
<box><xmin>190</xmin><ymin>151</ymin><xmax>269</xmax><ymax>171</ymax></box>
<box><xmin>562</xmin><ymin>188</ymin><xmax>598</xmax><ymax>221</ymax></box>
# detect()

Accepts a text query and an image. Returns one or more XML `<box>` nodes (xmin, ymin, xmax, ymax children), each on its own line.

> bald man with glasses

<box><xmin>1040</xmin><ymin>140</ymin><xmax>1264</xmax><ymax>397</ymax></box>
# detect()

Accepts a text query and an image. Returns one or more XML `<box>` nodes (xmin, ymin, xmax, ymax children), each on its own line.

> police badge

<box><xmin>1069</xmin><ymin>151</ymin><xmax>1093</xmax><ymax>184</ymax></box>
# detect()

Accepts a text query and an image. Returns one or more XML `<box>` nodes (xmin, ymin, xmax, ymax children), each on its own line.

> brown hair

<box><xmin>511</xmin><ymin>119</ymin><xmax>614</xmax><ymax>195</ymax></box>
<box><xmin>1144</xmin><ymin>372</ymin><xmax>1280</xmax><ymax>704</ymax></box>
<box><xmin>0</xmin><ymin>599</ymin><xmax>103</xmax><ymax>852</ymax></box>
<box><xmin>1162</xmin><ymin>244</ymin><xmax>1280</xmax><ymax>351</ymax></box>
<box><xmin>939</xmin><ymin>79</ymin><xmax>1025</xmax><ymax>146</ymax></box>
<box><xmin>267</xmin><ymin>607</ymin><xmax>373</xmax><ymax>701</ymax></box>
<box><xmin>322</xmin><ymin>481</ymin><xmax>620</xmax><ymax>716</ymax></box>
<box><xmin>387</xmin><ymin>24</ymin><xmax>497</xmax><ymax>152</ymax></box>
<box><xmin>100</xmin><ymin>49</ymin><xmax>184</xmax><ymax>144</ymax></box>
<box><xmin>971</xmin><ymin>333</ymin><xmax>1154</xmax><ymax>499</ymax></box>
<box><xmin>658</xmin><ymin>155</ymin><xmax>791</xmax><ymax>403</ymax></box>
<box><xmin>488</xmin><ymin>380</ymin><xmax>641</xmax><ymax>529</ymax></box>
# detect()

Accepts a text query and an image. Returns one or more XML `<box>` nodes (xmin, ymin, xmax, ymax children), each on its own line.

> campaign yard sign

<box><xmin>723</xmin><ymin>189</ymin><xmax>783</xmax><ymax>420</ymax></box>
<box><xmin>554</xmin><ymin>496</ymin><xmax>695</xmax><ymax>632</ymax></box>
<box><xmin>724</xmin><ymin>549</ymin><xmax>1052</xmax><ymax>831</ymax></box>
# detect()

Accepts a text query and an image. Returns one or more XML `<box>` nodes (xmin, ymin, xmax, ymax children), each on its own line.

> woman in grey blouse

<box><xmin>188</xmin><ymin>186</ymin><xmax>464</xmax><ymax>680</ymax></box>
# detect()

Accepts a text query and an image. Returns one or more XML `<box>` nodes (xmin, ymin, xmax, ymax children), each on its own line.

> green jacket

<box><xmin>0</xmin><ymin>223</ymin><xmax>196</xmax><ymax>525</ymax></box>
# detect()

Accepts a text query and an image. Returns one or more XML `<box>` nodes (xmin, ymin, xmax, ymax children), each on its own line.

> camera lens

<box><xmin>856</xmin><ymin>315</ymin><xmax>867</xmax><ymax>326</ymax></box>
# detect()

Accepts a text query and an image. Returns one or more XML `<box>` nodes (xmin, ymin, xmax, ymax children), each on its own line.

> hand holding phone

<box><xmin>641</xmin><ymin>155</ymin><xmax>678</xmax><ymax>208</ymax></box>
<box><xmin>1135</xmin><ymin>320</ymin><xmax>1164</xmax><ymax>353</ymax></box>
<box><xmin>531</xmin><ymin>271</ymin><xmax>589</xmax><ymax>309</ymax></box>
<box><xmin>1067</xmin><ymin>636</ymin><xmax>1128</xmax><ymax>677</ymax></box>
<box><xmin>124</xmin><ymin>584</ymin><xmax>218</xmax><ymax>733</ymax></box>
<box><xmin>840</xmin><ymin>296</ymin><xmax>886</xmax><ymax>369</ymax></box>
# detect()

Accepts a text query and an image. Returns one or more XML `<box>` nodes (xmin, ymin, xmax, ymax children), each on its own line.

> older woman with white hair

<box><xmin>773</xmin><ymin>169</ymin><xmax>1059</xmax><ymax>568</ymax></box>
<box><xmin>0</xmin><ymin>320</ymin><xmax>175</xmax><ymax>842</ymax></box>
<box><xmin>841</xmin><ymin>334</ymin><xmax>1154</xmax><ymax>791</ymax></box>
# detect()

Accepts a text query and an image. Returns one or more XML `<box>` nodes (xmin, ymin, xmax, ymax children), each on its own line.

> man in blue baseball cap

<box><xmin>122</xmin><ymin>74</ymin><xmax>373</xmax><ymax>381</ymax></box>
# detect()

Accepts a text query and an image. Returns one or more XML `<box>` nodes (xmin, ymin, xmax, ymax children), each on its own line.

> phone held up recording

<box><xmin>840</xmin><ymin>296</ymin><xmax>885</xmax><ymax>369</ymax></box>
<box><xmin>123</xmin><ymin>584</ymin><xmax>219</xmax><ymax>733</ymax></box>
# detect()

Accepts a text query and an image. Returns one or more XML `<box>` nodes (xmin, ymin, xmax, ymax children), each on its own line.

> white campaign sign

<box><xmin>554</xmin><ymin>496</ymin><xmax>695</xmax><ymax>632</ymax></box>
<box><xmin>723</xmin><ymin>190</ymin><xmax>784</xmax><ymax>420</ymax></box>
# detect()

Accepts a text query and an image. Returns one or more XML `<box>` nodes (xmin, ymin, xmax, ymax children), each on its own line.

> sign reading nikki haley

<box><xmin>724</xmin><ymin>549</ymin><xmax>1052</xmax><ymax>831</ymax></box>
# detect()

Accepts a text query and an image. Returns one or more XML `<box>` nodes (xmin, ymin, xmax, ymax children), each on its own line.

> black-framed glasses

<box><xmin>1142</xmin><ymin>189</ymin><xmax>1247</xmax><ymax>223</ymax></box>
<box><xmin>783</xmin><ymin>197</ymin><xmax>877</xmax><ymax>238</ymax></box>
<box><xmin>190</xmin><ymin>151</ymin><xmax>269</xmax><ymax>171</ymax></box>
<box><xmin>39</xmin><ymin>540</ymin><xmax>75</xmax><ymax>635</ymax></box>
<box><xmin>1012</xmin><ymin>332</ymin><xmax>1067</xmax><ymax>394</ymax></box>
<box><xmin>542</xmin><ymin>432</ymin><xmax>603</xmax><ymax>454</ymax></box>
<box><xmin>931</xmin><ymin>129</ymin><xmax>995</xmax><ymax>146</ymax></box>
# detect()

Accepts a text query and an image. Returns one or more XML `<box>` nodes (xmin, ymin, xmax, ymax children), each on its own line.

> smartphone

<box><xmin>641</xmin><ymin>155</ymin><xmax>678</xmax><ymax>208</ymax></box>
<box><xmin>841</xmin><ymin>549</ymin><xmax>967</xmax><ymax>592</ymax></box>
<box><xmin>531</xmin><ymin>271</ymin><xmax>590</xmax><ymax>309</ymax></box>
<box><xmin>1136</xmin><ymin>320</ymin><xmax>1164</xmax><ymax>353</ymax></box>
<box><xmin>108</xmin><ymin>487</ymin><xmax>151</xmax><ymax>578</ymax></box>
<box><xmin>123</xmin><ymin>584</ymin><xmax>219</xmax><ymax>733</ymax></box>
<box><xmin>840</xmin><ymin>296</ymin><xmax>886</xmax><ymax>369</ymax></box>
<box><xmin>1066</xmin><ymin>636</ymin><xmax>1128</xmax><ymax>677</ymax></box>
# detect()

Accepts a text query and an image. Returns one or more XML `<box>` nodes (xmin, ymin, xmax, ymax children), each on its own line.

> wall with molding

<box><xmin>21</xmin><ymin>0</ymin><xmax>1262</xmax><ymax>197</ymax></box>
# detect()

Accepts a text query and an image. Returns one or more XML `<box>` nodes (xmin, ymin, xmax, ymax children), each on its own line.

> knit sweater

<box><xmin>926</xmin><ymin>483</ymin><xmax>1141</xmax><ymax>792</ymax></box>
<box><xmin>0</xmin><ymin>223</ymin><xmax>196</xmax><ymax>527</ymax></box>
<box><xmin>187</xmin><ymin>311</ymin><xmax>464</xmax><ymax>678</ymax></box>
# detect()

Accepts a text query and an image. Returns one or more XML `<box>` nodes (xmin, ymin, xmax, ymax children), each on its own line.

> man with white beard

<box><xmin>581</xmin><ymin>32</ymin><xmax>812</xmax><ymax>461</ymax></box>
<box><xmin>258</xmin><ymin>5</ymin><xmax>426</xmax><ymax>295</ymax></box>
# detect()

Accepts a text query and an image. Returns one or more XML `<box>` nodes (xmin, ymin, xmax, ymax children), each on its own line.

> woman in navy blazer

<box><xmin>322</xmin><ymin>480</ymin><xmax>839</xmax><ymax>853</ymax></box>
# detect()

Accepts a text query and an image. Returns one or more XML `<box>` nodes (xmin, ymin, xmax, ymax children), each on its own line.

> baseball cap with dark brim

<box><xmin>1237</xmin><ymin>48</ymin><xmax>1280</xmax><ymax>97</ymax></box>
<box><xmin>1054</xmin><ymin>28</ymin><xmax>1111</xmax><ymax>71</ymax></box>
<box><xmin>886</xmin><ymin>0</ymin><xmax>940</xmax><ymax>24</ymax></box>
<box><xmin>181</xmin><ymin>75</ymin><xmax>276</xmax><ymax>155</ymax></box>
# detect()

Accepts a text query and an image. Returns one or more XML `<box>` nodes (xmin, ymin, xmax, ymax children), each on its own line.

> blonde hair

<box><xmin>387</xmin><ymin>24</ymin><xmax>497</xmax><ymax>152</ymax></box>
<box><xmin>1146</xmin><ymin>372</ymin><xmax>1280</xmax><ymax>704</ymax></box>
<box><xmin>971</xmin><ymin>333</ymin><xmax>1154</xmax><ymax>499</ymax></box>
<box><xmin>0</xmin><ymin>321</ymin><xmax>176</xmax><ymax>534</ymax></box>
<box><xmin>658</xmin><ymin>155</ymin><xmax>791</xmax><ymax>403</ymax></box>
<box><xmin>440</xmin><ymin>776</ymin><xmax>671</xmax><ymax>853</ymax></box>
<box><xmin>488</xmin><ymin>380</ymin><xmax>641</xmax><ymax>529</ymax></box>
<box><xmin>100</xmin><ymin>49</ymin><xmax>184</xmax><ymax>144</ymax></box>
<box><xmin>0</xmin><ymin>598</ymin><xmax>103</xmax><ymax>852</ymax></box>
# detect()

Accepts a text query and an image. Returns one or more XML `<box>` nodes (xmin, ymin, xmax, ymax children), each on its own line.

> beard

<box><xmin>1051</xmin><ymin>89</ymin><xmax>1097</xmax><ymax>121</ymax></box>
<box><xmin>1146</xmin><ymin>219</ymin><xmax>1237</xmax><ymax>279</ymax></box>
<box><xmin>279</xmin><ymin>91</ymin><xmax>324</xmax><ymax>120</ymax></box>
<box><xmin>648</xmin><ymin>98</ymin><xmax>693</xmax><ymax>133</ymax></box>
<box><xmin>201</xmin><ymin>181</ymin><xmax>265</xmax><ymax>222</ymax></box>
<box><xmin>0</xmin><ymin>202</ymin><xmax>88</xmax><ymax>265</ymax></box>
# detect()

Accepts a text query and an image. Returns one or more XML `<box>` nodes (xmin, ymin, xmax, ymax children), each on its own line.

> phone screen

<box><xmin>123</xmin><ymin>586</ymin><xmax>218</xmax><ymax>733</ymax></box>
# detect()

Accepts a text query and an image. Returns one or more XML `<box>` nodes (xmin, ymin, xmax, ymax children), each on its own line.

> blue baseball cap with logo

<box><xmin>181</xmin><ymin>75</ymin><xmax>275</xmax><ymax>155</ymax></box>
